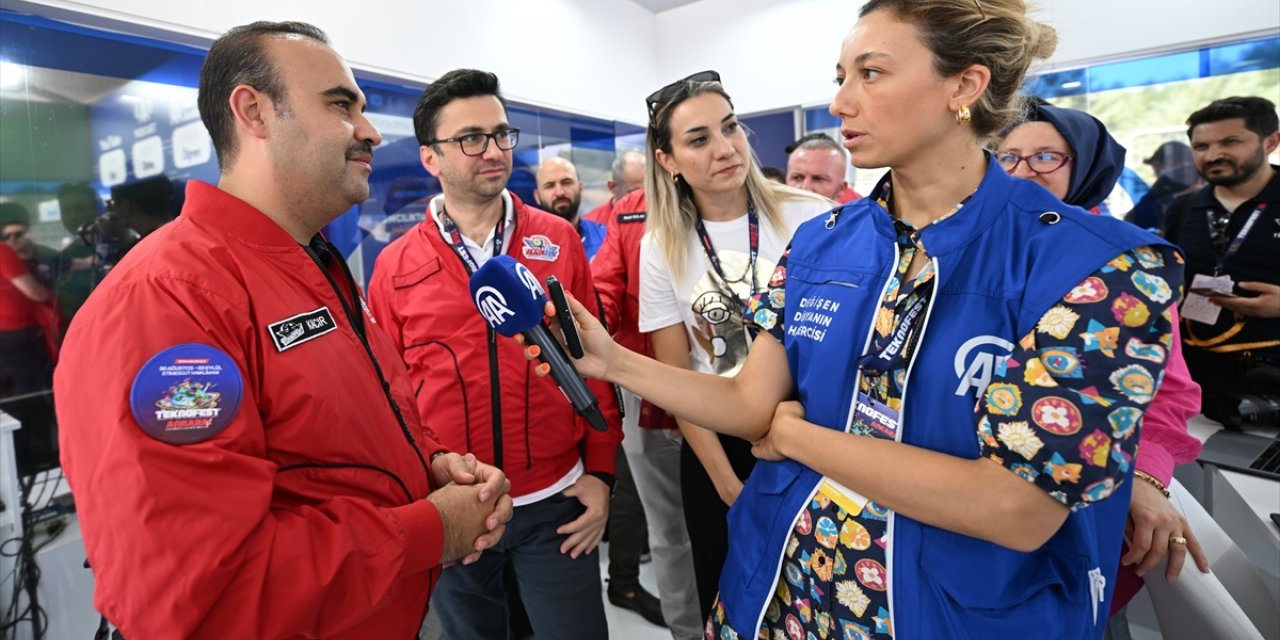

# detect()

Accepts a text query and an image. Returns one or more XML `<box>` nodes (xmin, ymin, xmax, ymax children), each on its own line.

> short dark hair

<box><xmin>413</xmin><ymin>69</ymin><xmax>506</xmax><ymax>147</ymax></box>
<box><xmin>0</xmin><ymin>202</ymin><xmax>31</xmax><ymax>228</ymax></box>
<box><xmin>111</xmin><ymin>176</ymin><xmax>176</xmax><ymax>219</ymax></box>
<box><xmin>1186</xmin><ymin>96</ymin><xmax>1279</xmax><ymax>140</ymax></box>
<box><xmin>198</xmin><ymin>21</ymin><xmax>330</xmax><ymax>170</ymax></box>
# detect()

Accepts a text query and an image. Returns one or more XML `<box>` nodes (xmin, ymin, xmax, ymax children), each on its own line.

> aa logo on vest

<box><xmin>953</xmin><ymin>335</ymin><xmax>1014</xmax><ymax>397</ymax></box>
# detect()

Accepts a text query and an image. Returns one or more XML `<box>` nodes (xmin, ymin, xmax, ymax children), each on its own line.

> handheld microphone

<box><xmin>469</xmin><ymin>255</ymin><xmax>609</xmax><ymax>432</ymax></box>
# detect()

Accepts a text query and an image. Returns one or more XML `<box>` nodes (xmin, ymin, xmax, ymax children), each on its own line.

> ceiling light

<box><xmin>0</xmin><ymin>61</ymin><xmax>27</xmax><ymax>89</ymax></box>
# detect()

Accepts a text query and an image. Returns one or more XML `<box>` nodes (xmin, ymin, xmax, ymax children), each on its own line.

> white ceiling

<box><xmin>630</xmin><ymin>0</ymin><xmax>703</xmax><ymax>13</ymax></box>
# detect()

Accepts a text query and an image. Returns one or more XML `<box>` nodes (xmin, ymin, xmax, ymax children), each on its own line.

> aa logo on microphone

<box><xmin>475</xmin><ymin>286</ymin><xmax>515</xmax><ymax>328</ymax></box>
<box><xmin>515</xmin><ymin>263</ymin><xmax>545</xmax><ymax>299</ymax></box>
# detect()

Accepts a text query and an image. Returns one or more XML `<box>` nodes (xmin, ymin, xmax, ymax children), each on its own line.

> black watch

<box><xmin>587</xmin><ymin>471</ymin><xmax>616</xmax><ymax>492</ymax></box>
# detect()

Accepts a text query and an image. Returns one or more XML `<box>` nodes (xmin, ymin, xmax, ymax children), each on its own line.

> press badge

<box><xmin>130</xmin><ymin>343</ymin><xmax>243</xmax><ymax>445</ymax></box>
<box><xmin>852</xmin><ymin>391</ymin><xmax>900</xmax><ymax>441</ymax></box>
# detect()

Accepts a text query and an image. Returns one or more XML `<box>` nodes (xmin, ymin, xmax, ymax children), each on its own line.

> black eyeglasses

<box><xmin>646</xmin><ymin>70</ymin><xmax>721</xmax><ymax>116</ymax></box>
<box><xmin>428</xmin><ymin>128</ymin><xmax>520</xmax><ymax>157</ymax></box>
<box><xmin>997</xmin><ymin>150</ymin><xmax>1072</xmax><ymax>175</ymax></box>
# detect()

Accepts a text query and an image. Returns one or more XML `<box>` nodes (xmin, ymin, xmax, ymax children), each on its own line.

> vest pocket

<box><xmin>724</xmin><ymin>460</ymin><xmax>809</xmax><ymax>591</ymax></box>
<box><xmin>786</xmin><ymin>264</ymin><xmax>871</xmax><ymax>289</ymax></box>
<box><xmin>918</xmin><ymin>525</ymin><xmax>1094</xmax><ymax>636</ymax></box>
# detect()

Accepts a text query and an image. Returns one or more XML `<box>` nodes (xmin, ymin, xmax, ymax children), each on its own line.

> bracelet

<box><xmin>429</xmin><ymin>451</ymin><xmax>451</xmax><ymax>464</ymax></box>
<box><xmin>1133</xmin><ymin>470</ymin><xmax>1170</xmax><ymax>498</ymax></box>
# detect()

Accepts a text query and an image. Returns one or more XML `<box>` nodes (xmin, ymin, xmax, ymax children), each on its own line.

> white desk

<box><xmin>1185</xmin><ymin>415</ymin><xmax>1280</xmax><ymax>583</ymax></box>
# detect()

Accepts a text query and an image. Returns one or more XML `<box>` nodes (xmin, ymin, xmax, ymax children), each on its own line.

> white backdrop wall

<box><xmin>655</xmin><ymin>0</ymin><xmax>1280</xmax><ymax>116</ymax></box>
<box><xmin>4</xmin><ymin>0</ymin><xmax>1278</xmax><ymax>123</ymax></box>
<box><xmin>0</xmin><ymin>0</ymin><xmax>662</xmax><ymax>124</ymax></box>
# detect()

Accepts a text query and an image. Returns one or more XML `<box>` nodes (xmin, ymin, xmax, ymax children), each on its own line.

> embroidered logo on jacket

<box><xmin>521</xmin><ymin>235</ymin><xmax>561</xmax><ymax>261</ymax></box>
<box><xmin>267</xmin><ymin>307</ymin><xmax>337</xmax><ymax>352</ymax></box>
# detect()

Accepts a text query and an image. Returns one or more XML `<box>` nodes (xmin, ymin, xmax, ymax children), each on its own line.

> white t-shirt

<box><xmin>638</xmin><ymin>197</ymin><xmax>829</xmax><ymax>375</ymax></box>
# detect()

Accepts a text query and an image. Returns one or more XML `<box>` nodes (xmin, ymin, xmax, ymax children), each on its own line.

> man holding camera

<box><xmin>1173</xmin><ymin>96</ymin><xmax>1280</xmax><ymax>424</ymax></box>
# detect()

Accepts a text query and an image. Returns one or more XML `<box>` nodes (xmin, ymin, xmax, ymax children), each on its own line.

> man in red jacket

<box><xmin>590</xmin><ymin>188</ymin><xmax>703</xmax><ymax>638</ymax></box>
<box><xmin>54</xmin><ymin>22</ymin><xmax>511</xmax><ymax>639</ymax></box>
<box><xmin>583</xmin><ymin>149</ymin><xmax>646</xmax><ymax>226</ymax></box>
<box><xmin>367</xmin><ymin>68</ymin><xmax>622</xmax><ymax>640</ymax></box>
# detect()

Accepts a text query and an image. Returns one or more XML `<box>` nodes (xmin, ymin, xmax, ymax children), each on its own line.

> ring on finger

<box><xmin>1169</xmin><ymin>535</ymin><xmax>1188</xmax><ymax>545</ymax></box>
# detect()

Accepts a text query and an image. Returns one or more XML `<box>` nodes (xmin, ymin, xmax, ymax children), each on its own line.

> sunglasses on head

<box><xmin>646</xmin><ymin>70</ymin><xmax>721</xmax><ymax>116</ymax></box>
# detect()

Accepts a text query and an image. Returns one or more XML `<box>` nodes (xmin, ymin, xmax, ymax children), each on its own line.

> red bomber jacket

<box><xmin>367</xmin><ymin>192</ymin><xmax>622</xmax><ymax>497</ymax></box>
<box><xmin>55</xmin><ymin>181</ymin><xmax>447</xmax><ymax>640</ymax></box>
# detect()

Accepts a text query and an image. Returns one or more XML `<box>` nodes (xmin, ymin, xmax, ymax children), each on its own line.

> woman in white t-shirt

<box><xmin>636</xmin><ymin>70</ymin><xmax>831</xmax><ymax>618</ymax></box>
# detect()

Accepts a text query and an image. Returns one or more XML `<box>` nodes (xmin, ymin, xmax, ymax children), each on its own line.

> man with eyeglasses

<box><xmin>1170</xmin><ymin>96</ymin><xmax>1280</xmax><ymax>422</ymax></box>
<box><xmin>0</xmin><ymin>202</ymin><xmax>60</xmax><ymax>288</ymax></box>
<box><xmin>367</xmin><ymin>68</ymin><xmax>621</xmax><ymax>640</ymax></box>
<box><xmin>0</xmin><ymin>202</ymin><xmax>56</xmax><ymax>406</ymax></box>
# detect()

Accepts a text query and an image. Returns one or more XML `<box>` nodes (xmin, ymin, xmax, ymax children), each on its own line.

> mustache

<box><xmin>346</xmin><ymin>143</ymin><xmax>374</xmax><ymax>160</ymax></box>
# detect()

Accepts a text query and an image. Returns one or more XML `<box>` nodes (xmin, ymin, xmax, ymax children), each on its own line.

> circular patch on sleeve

<box><xmin>129</xmin><ymin>343</ymin><xmax>244</xmax><ymax>445</ymax></box>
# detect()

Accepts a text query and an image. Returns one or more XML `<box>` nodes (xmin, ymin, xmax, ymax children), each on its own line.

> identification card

<box><xmin>1189</xmin><ymin>273</ymin><xmax>1234</xmax><ymax>296</ymax></box>
<box><xmin>1181</xmin><ymin>292</ymin><xmax>1222</xmax><ymax>325</ymax></box>
<box><xmin>852</xmin><ymin>391</ymin><xmax>900</xmax><ymax>440</ymax></box>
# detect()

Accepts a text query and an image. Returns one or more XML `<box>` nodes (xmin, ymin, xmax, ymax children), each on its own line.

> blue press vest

<box><xmin>720</xmin><ymin>158</ymin><xmax>1175</xmax><ymax>639</ymax></box>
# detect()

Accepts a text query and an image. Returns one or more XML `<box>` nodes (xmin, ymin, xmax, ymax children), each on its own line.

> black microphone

<box><xmin>469</xmin><ymin>255</ymin><xmax>609</xmax><ymax>432</ymax></box>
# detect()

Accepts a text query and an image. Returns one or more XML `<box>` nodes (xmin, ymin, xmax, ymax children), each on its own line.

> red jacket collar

<box><xmin>182</xmin><ymin>180</ymin><xmax>312</xmax><ymax>248</ymax></box>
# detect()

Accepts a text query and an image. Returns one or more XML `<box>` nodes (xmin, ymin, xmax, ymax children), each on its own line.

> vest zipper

<box><xmin>749</xmin><ymin>241</ymin><xmax>903</xmax><ymax>636</ymax></box>
<box><xmin>883</xmin><ymin>255</ymin><xmax>941</xmax><ymax>635</ymax></box>
<box><xmin>304</xmin><ymin>243</ymin><xmax>430</xmax><ymax>484</ymax></box>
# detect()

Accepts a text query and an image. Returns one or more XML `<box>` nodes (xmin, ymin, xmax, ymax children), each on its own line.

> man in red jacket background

<box><xmin>55</xmin><ymin>22</ymin><xmax>511</xmax><ymax>639</ymax></box>
<box><xmin>590</xmin><ymin>188</ymin><xmax>703</xmax><ymax>638</ymax></box>
<box><xmin>367</xmin><ymin>69</ymin><xmax>622</xmax><ymax>640</ymax></box>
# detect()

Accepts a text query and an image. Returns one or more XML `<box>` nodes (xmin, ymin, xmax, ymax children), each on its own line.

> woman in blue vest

<box><xmin>530</xmin><ymin>1</ymin><xmax>1182</xmax><ymax>637</ymax></box>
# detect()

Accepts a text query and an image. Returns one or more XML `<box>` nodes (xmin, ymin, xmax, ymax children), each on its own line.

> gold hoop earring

<box><xmin>956</xmin><ymin>104</ymin><xmax>972</xmax><ymax>125</ymax></box>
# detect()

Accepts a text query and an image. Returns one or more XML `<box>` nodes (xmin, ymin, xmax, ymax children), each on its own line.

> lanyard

<box><xmin>305</xmin><ymin>236</ymin><xmax>366</xmax><ymax>340</ymax></box>
<box><xmin>694</xmin><ymin>201</ymin><xmax>759</xmax><ymax>304</ymax></box>
<box><xmin>440</xmin><ymin>205</ymin><xmax>508</xmax><ymax>275</ymax></box>
<box><xmin>856</xmin><ymin>215</ymin><xmax>936</xmax><ymax>379</ymax></box>
<box><xmin>857</xmin><ymin>276</ymin><xmax>934</xmax><ymax>377</ymax></box>
<box><xmin>1207</xmin><ymin>202</ymin><xmax>1266</xmax><ymax>276</ymax></box>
